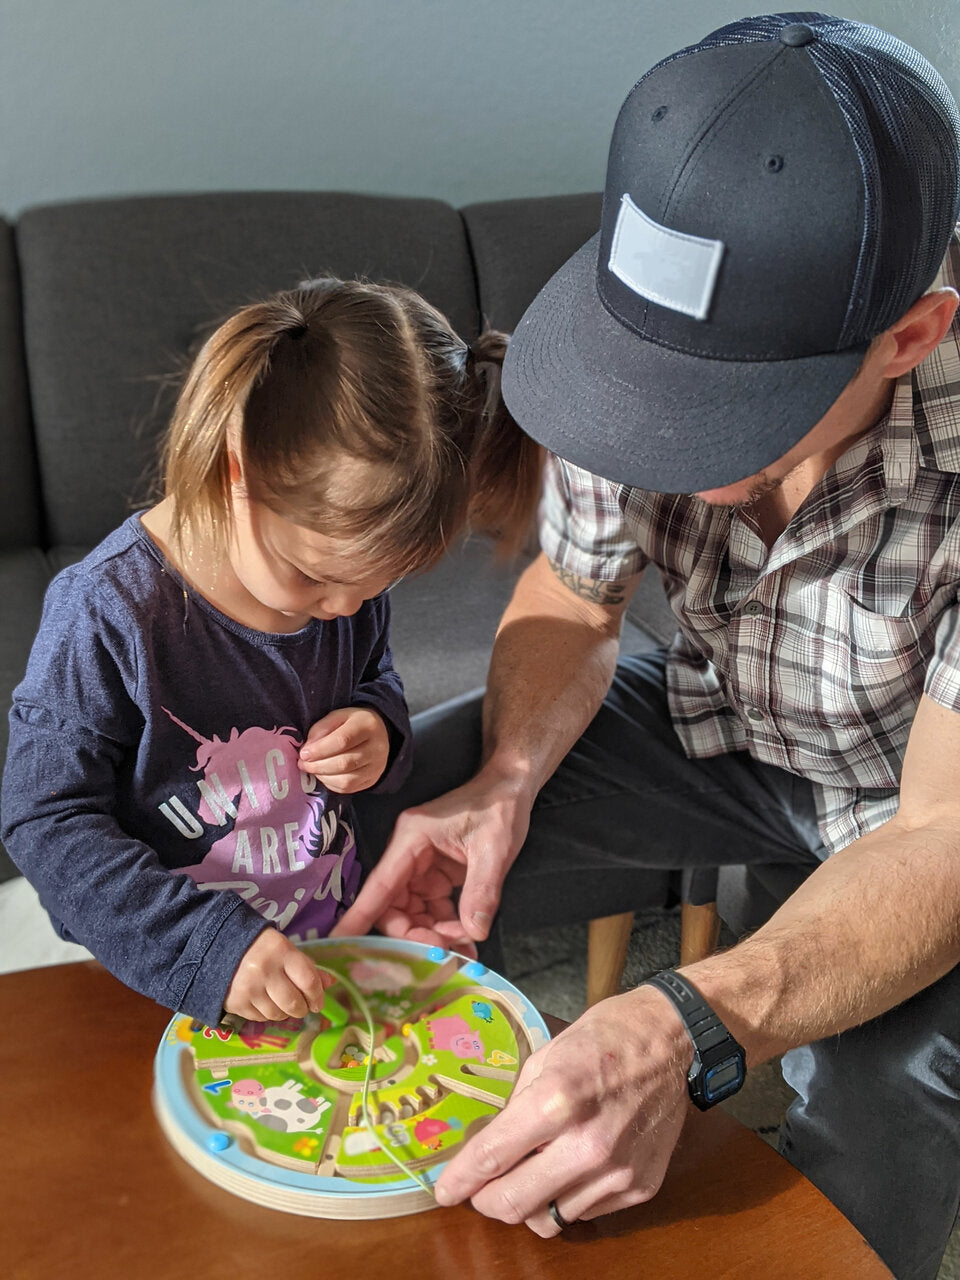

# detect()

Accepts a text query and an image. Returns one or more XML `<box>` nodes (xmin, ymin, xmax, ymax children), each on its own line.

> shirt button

<box><xmin>743</xmin><ymin>600</ymin><xmax>764</xmax><ymax>617</ymax></box>
<box><xmin>746</xmin><ymin>706</ymin><xmax>765</xmax><ymax>723</ymax></box>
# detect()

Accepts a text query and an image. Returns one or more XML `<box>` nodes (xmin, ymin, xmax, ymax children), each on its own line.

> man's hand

<box><xmin>224</xmin><ymin>929</ymin><xmax>334</xmax><ymax>1022</ymax></box>
<box><xmin>331</xmin><ymin>769</ymin><xmax>533</xmax><ymax>950</ymax></box>
<box><xmin>298</xmin><ymin>706</ymin><xmax>390</xmax><ymax>794</ymax></box>
<box><xmin>434</xmin><ymin>985</ymin><xmax>693</xmax><ymax>1235</ymax></box>
<box><xmin>333</xmin><ymin>553</ymin><xmax>636</xmax><ymax>948</ymax></box>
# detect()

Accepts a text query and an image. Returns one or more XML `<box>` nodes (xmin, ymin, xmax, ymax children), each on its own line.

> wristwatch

<box><xmin>643</xmin><ymin>969</ymin><xmax>746</xmax><ymax>1110</ymax></box>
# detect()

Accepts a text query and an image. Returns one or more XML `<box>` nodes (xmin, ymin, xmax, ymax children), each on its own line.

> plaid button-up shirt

<box><xmin>539</xmin><ymin>230</ymin><xmax>960</xmax><ymax>854</ymax></box>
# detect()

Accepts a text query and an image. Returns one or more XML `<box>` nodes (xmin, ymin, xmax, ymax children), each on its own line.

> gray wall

<box><xmin>1</xmin><ymin>0</ymin><xmax>957</xmax><ymax>218</ymax></box>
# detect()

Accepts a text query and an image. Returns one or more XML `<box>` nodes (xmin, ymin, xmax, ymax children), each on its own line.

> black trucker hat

<box><xmin>501</xmin><ymin>13</ymin><xmax>960</xmax><ymax>493</ymax></box>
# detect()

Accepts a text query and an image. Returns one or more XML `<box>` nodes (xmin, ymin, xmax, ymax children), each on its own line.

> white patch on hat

<box><xmin>608</xmin><ymin>194</ymin><xmax>724</xmax><ymax>321</ymax></box>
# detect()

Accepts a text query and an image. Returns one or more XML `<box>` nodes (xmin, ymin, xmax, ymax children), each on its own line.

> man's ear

<box><xmin>877</xmin><ymin>287</ymin><xmax>959</xmax><ymax>379</ymax></box>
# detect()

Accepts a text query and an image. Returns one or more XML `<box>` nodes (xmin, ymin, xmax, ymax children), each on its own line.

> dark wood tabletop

<box><xmin>1</xmin><ymin>960</ymin><xmax>891</xmax><ymax>1279</ymax></box>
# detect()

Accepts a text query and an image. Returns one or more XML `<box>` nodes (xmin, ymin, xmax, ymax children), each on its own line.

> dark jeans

<box><xmin>354</xmin><ymin>651</ymin><xmax>960</xmax><ymax>1279</ymax></box>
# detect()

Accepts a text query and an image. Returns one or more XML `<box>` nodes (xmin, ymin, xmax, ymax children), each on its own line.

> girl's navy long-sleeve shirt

<box><xmin>1</xmin><ymin>516</ymin><xmax>412</xmax><ymax>1026</ymax></box>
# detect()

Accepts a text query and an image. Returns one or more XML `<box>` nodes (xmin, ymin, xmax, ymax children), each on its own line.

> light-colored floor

<box><xmin>3</xmin><ymin>882</ymin><xmax>956</xmax><ymax>1277</ymax></box>
<box><xmin>0</xmin><ymin>877</ymin><xmax>93</xmax><ymax>971</ymax></box>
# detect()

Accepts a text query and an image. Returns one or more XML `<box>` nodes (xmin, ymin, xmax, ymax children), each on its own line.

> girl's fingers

<box><xmin>304</xmin><ymin>747</ymin><xmax>367</xmax><ymax>774</ymax></box>
<box><xmin>301</xmin><ymin>708</ymin><xmax>387</xmax><ymax>763</ymax></box>
<box><xmin>229</xmin><ymin>998</ymin><xmax>273</xmax><ymax>1024</ymax></box>
<box><xmin>284</xmin><ymin>950</ymin><xmax>332</xmax><ymax>1012</ymax></box>
<box><xmin>253</xmin><ymin>982</ymin><xmax>298</xmax><ymax>1022</ymax></box>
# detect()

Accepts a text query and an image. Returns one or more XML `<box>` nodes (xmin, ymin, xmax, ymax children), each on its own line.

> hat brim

<box><xmin>502</xmin><ymin>234</ymin><xmax>869</xmax><ymax>493</ymax></box>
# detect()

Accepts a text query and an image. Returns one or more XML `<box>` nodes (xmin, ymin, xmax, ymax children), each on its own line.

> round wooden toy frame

<box><xmin>153</xmin><ymin>936</ymin><xmax>549</xmax><ymax>1219</ymax></box>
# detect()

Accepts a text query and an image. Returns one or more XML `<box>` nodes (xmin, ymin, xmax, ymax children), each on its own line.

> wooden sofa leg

<box><xmin>680</xmin><ymin>900</ymin><xmax>721</xmax><ymax>966</ymax></box>
<box><xmin>586</xmin><ymin>911</ymin><xmax>634</xmax><ymax>1006</ymax></box>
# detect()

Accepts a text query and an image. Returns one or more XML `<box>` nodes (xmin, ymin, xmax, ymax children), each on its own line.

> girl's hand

<box><xmin>298</xmin><ymin>706</ymin><xmax>391</xmax><ymax>793</ymax></box>
<box><xmin>224</xmin><ymin>929</ymin><xmax>333</xmax><ymax>1022</ymax></box>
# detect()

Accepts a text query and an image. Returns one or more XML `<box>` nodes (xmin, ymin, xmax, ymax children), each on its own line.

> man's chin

<box><xmin>693</xmin><ymin>473</ymin><xmax>783</xmax><ymax>508</ymax></box>
<box><xmin>692</xmin><ymin>487</ymin><xmax>754</xmax><ymax>508</ymax></box>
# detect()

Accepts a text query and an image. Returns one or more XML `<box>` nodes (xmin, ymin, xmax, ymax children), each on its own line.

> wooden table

<box><xmin>1</xmin><ymin>961</ymin><xmax>891</xmax><ymax>1279</ymax></box>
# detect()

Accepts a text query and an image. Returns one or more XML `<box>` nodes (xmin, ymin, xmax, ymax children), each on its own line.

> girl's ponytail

<box><xmin>463</xmin><ymin>328</ymin><xmax>542</xmax><ymax>557</ymax></box>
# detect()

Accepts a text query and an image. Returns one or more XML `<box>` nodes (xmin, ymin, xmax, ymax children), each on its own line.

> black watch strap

<box><xmin>644</xmin><ymin>969</ymin><xmax>747</xmax><ymax>1110</ymax></box>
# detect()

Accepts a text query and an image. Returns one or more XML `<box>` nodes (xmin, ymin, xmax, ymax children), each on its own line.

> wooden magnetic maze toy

<box><xmin>152</xmin><ymin>936</ymin><xmax>549</xmax><ymax>1218</ymax></box>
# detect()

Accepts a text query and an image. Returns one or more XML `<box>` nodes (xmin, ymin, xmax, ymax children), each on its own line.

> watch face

<box><xmin>702</xmin><ymin>1056</ymin><xmax>746</xmax><ymax>1103</ymax></box>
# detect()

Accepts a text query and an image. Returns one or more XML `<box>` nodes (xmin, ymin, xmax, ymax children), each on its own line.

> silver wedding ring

<box><xmin>548</xmin><ymin>1198</ymin><xmax>572</xmax><ymax>1230</ymax></box>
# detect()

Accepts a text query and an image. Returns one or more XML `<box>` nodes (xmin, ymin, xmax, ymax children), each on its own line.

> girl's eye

<box><xmin>291</xmin><ymin>564</ymin><xmax>325</xmax><ymax>587</ymax></box>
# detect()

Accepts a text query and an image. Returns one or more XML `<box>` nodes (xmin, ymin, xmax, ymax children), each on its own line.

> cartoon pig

<box><xmin>426</xmin><ymin>1015</ymin><xmax>485</xmax><ymax>1060</ymax></box>
<box><xmin>347</xmin><ymin>960</ymin><xmax>414</xmax><ymax>994</ymax></box>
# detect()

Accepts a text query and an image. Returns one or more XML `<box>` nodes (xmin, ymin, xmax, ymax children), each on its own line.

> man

<box><xmin>339</xmin><ymin>14</ymin><xmax>960</xmax><ymax>1278</ymax></box>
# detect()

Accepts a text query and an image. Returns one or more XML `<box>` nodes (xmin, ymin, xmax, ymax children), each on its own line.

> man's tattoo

<box><xmin>551</xmin><ymin>563</ymin><xmax>627</xmax><ymax>605</ymax></box>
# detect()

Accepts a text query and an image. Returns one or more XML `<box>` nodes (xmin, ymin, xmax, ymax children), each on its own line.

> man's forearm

<box><xmin>479</xmin><ymin>553</ymin><xmax>636</xmax><ymax>803</ymax></box>
<box><xmin>685</xmin><ymin>814</ymin><xmax>960</xmax><ymax>1065</ymax></box>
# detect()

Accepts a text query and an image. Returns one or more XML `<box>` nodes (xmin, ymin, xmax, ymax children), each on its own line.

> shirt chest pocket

<box><xmin>833</xmin><ymin>595</ymin><xmax>928</xmax><ymax>701</ymax></box>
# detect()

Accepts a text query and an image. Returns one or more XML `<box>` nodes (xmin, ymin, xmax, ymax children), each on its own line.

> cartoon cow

<box><xmin>229</xmin><ymin>1079</ymin><xmax>267</xmax><ymax>1114</ymax></box>
<box><xmin>229</xmin><ymin>1078</ymin><xmax>330</xmax><ymax>1132</ymax></box>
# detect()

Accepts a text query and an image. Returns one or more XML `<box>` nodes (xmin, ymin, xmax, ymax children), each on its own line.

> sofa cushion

<box><xmin>387</xmin><ymin>537</ymin><xmax>535</xmax><ymax>716</ymax></box>
<box><xmin>462</xmin><ymin>193</ymin><xmax>602</xmax><ymax>333</ymax></box>
<box><xmin>0</xmin><ymin>549</ymin><xmax>51</xmax><ymax>880</ymax></box>
<box><xmin>0</xmin><ymin>220</ymin><xmax>38</xmax><ymax>550</ymax></box>
<box><xmin>17</xmin><ymin>192</ymin><xmax>479</xmax><ymax>548</ymax></box>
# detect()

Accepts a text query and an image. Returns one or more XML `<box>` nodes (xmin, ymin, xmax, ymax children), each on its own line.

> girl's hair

<box><xmin>160</xmin><ymin>278</ymin><xmax>542</xmax><ymax>578</ymax></box>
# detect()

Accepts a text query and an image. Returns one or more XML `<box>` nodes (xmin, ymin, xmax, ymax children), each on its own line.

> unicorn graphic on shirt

<box><xmin>158</xmin><ymin>707</ymin><xmax>358</xmax><ymax>934</ymax></box>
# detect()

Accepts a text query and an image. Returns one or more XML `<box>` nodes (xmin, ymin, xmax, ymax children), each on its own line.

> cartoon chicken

<box><xmin>414</xmin><ymin>1117</ymin><xmax>452</xmax><ymax>1152</ymax></box>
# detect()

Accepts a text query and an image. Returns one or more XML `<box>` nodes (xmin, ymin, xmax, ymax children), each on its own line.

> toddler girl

<box><xmin>1</xmin><ymin>278</ymin><xmax>539</xmax><ymax>1029</ymax></box>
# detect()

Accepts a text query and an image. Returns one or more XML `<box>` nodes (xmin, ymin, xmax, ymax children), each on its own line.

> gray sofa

<box><xmin>0</xmin><ymin>190</ymin><xmax>680</xmax><ymax>944</ymax></box>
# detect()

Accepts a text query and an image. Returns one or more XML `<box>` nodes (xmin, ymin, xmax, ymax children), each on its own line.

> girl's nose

<box><xmin>321</xmin><ymin>587</ymin><xmax>364</xmax><ymax>617</ymax></box>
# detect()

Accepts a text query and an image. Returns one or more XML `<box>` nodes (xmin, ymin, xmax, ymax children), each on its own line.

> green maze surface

<box><xmin>180</xmin><ymin>944</ymin><xmax>525</xmax><ymax>1183</ymax></box>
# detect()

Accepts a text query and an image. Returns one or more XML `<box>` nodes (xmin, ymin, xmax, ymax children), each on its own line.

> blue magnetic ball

<box><xmin>463</xmin><ymin>961</ymin><xmax>487</xmax><ymax>979</ymax></box>
<box><xmin>427</xmin><ymin>946</ymin><xmax>446</xmax><ymax>963</ymax></box>
<box><xmin>207</xmin><ymin>1132</ymin><xmax>231</xmax><ymax>1153</ymax></box>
